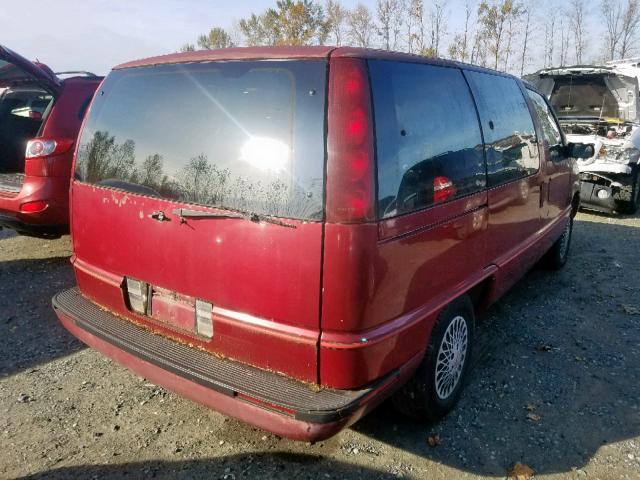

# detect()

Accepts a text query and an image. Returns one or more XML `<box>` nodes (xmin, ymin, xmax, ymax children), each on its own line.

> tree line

<box><xmin>179</xmin><ymin>0</ymin><xmax>640</xmax><ymax>75</ymax></box>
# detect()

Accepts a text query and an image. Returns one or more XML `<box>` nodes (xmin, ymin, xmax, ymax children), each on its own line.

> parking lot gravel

<box><xmin>1</xmin><ymin>210</ymin><xmax>639</xmax><ymax>479</ymax></box>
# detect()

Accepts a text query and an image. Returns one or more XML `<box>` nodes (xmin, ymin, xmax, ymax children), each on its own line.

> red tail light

<box><xmin>20</xmin><ymin>200</ymin><xmax>48</xmax><ymax>213</ymax></box>
<box><xmin>24</xmin><ymin>138</ymin><xmax>75</xmax><ymax>177</ymax></box>
<box><xmin>25</xmin><ymin>138</ymin><xmax>74</xmax><ymax>159</ymax></box>
<box><xmin>326</xmin><ymin>58</ymin><xmax>375</xmax><ymax>223</ymax></box>
<box><xmin>433</xmin><ymin>176</ymin><xmax>456</xmax><ymax>203</ymax></box>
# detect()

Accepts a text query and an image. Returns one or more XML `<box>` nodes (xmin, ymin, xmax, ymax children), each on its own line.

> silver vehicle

<box><xmin>525</xmin><ymin>64</ymin><xmax>640</xmax><ymax>214</ymax></box>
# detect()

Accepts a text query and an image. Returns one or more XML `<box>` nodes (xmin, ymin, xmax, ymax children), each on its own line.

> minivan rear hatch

<box><xmin>71</xmin><ymin>59</ymin><xmax>327</xmax><ymax>383</ymax></box>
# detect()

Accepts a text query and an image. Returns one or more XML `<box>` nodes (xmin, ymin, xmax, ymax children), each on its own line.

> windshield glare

<box><xmin>75</xmin><ymin>60</ymin><xmax>327</xmax><ymax>220</ymax></box>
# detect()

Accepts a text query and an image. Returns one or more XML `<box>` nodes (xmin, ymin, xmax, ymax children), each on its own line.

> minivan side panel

<box><xmin>71</xmin><ymin>183</ymin><xmax>322</xmax><ymax>382</ymax></box>
<box><xmin>320</xmin><ymin>193</ymin><xmax>489</xmax><ymax>388</ymax></box>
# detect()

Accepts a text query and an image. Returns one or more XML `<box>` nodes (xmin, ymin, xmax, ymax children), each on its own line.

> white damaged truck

<box><xmin>525</xmin><ymin>63</ymin><xmax>640</xmax><ymax>214</ymax></box>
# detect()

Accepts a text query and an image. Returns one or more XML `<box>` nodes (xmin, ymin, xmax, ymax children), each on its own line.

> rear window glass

<box><xmin>465</xmin><ymin>71</ymin><xmax>539</xmax><ymax>187</ymax></box>
<box><xmin>75</xmin><ymin>60</ymin><xmax>327</xmax><ymax>221</ymax></box>
<box><xmin>0</xmin><ymin>89</ymin><xmax>53</xmax><ymax>118</ymax></box>
<box><xmin>370</xmin><ymin>61</ymin><xmax>486</xmax><ymax>219</ymax></box>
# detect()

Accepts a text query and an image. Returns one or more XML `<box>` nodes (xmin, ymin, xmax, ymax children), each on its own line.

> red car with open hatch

<box><xmin>0</xmin><ymin>45</ymin><xmax>101</xmax><ymax>238</ymax></box>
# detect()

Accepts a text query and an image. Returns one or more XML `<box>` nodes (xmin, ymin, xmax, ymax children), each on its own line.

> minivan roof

<box><xmin>113</xmin><ymin>46</ymin><xmax>511</xmax><ymax>78</ymax></box>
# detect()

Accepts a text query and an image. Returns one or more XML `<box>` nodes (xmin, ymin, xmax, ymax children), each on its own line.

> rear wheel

<box><xmin>545</xmin><ymin>215</ymin><xmax>573</xmax><ymax>270</ymax></box>
<box><xmin>614</xmin><ymin>166</ymin><xmax>640</xmax><ymax>214</ymax></box>
<box><xmin>392</xmin><ymin>296</ymin><xmax>474</xmax><ymax>421</ymax></box>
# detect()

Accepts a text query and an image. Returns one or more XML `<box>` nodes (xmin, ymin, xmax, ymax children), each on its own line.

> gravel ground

<box><xmin>1</xmin><ymin>211</ymin><xmax>639</xmax><ymax>480</ymax></box>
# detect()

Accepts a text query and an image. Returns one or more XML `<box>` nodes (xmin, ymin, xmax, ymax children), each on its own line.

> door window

<box><xmin>369</xmin><ymin>61</ymin><xmax>486</xmax><ymax>219</ymax></box>
<box><xmin>465</xmin><ymin>71</ymin><xmax>539</xmax><ymax>187</ymax></box>
<box><xmin>527</xmin><ymin>89</ymin><xmax>563</xmax><ymax>146</ymax></box>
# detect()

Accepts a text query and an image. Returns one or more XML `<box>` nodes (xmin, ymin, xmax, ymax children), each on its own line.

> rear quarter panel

<box><xmin>320</xmin><ymin>192</ymin><xmax>489</xmax><ymax>388</ymax></box>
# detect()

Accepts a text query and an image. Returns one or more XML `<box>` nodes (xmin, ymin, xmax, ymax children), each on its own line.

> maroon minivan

<box><xmin>0</xmin><ymin>45</ymin><xmax>101</xmax><ymax>237</ymax></box>
<box><xmin>52</xmin><ymin>47</ymin><xmax>588</xmax><ymax>441</ymax></box>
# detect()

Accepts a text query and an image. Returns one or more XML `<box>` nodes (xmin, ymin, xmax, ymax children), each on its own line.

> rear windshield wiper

<box><xmin>246</xmin><ymin>212</ymin><xmax>297</xmax><ymax>229</ymax></box>
<box><xmin>171</xmin><ymin>208</ymin><xmax>297</xmax><ymax>229</ymax></box>
<box><xmin>172</xmin><ymin>208</ymin><xmax>243</xmax><ymax>221</ymax></box>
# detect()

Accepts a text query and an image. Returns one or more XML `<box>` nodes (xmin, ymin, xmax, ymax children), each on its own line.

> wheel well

<box><xmin>571</xmin><ymin>192</ymin><xmax>580</xmax><ymax>218</ymax></box>
<box><xmin>467</xmin><ymin>277</ymin><xmax>494</xmax><ymax>315</ymax></box>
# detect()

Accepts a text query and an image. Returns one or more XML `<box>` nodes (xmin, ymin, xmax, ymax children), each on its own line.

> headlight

<box><xmin>600</xmin><ymin>146</ymin><xmax>640</xmax><ymax>164</ymax></box>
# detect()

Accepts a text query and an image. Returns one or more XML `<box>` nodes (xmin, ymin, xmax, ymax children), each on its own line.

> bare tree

<box><xmin>228</xmin><ymin>21</ymin><xmax>244</xmax><ymax>47</ymax></box>
<box><xmin>619</xmin><ymin>0</ymin><xmax>640</xmax><ymax>58</ymax></box>
<box><xmin>519</xmin><ymin>7</ymin><xmax>531</xmax><ymax>75</ymax></box>
<box><xmin>559</xmin><ymin>17</ymin><xmax>570</xmax><ymax>65</ymax></box>
<box><xmin>391</xmin><ymin>0</ymin><xmax>407</xmax><ymax>50</ymax></box>
<box><xmin>477</xmin><ymin>0</ymin><xmax>522</xmax><ymax>71</ymax></box>
<box><xmin>407</xmin><ymin>0</ymin><xmax>425</xmax><ymax>53</ymax></box>
<box><xmin>569</xmin><ymin>0</ymin><xmax>587</xmax><ymax>64</ymax></box>
<box><xmin>470</xmin><ymin>14</ymin><xmax>487</xmax><ymax>66</ymax></box>
<box><xmin>602</xmin><ymin>0</ymin><xmax>623</xmax><ymax>61</ymax></box>
<box><xmin>325</xmin><ymin>0</ymin><xmax>347</xmax><ymax>45</ymax></box>
<box><xmin>376</xmin><ymin>0</ymin><xmax>405</xmax><ymax>50</ymax></box>
<box><xmin>502</xmin><ymin>8</ymin><xmax>518</xmax><ymax>70</ymax></box>
<box><xmin>543</xmin><ymin>13</ymin><xmax>555</xmax><ymax>68</ymax></box>
<box><xmin>448</xmin><ymin>1</ymin><xmax>473</xmax><ymax>62</ymax></box>
<box><xmin>426</xmin><ymin>1</ymin><xmax>447</xmax><ymax>57</ymax></box>
<box><xmin>348</xmin><ymin>3</ymin><xmax>375</xmax><ymax>47</ymax></box>
<box><xmin>377</xmin><ymin>0</ymin><xmax>394</xmax><ymax>49</ymax></box>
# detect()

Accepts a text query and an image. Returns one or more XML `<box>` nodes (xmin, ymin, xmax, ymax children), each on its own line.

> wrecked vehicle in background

<box><xmin>0</xmin><ymin>45</ymin><xmax>101</xmax><ymax>237</ymax></box>
<box><xmin>525</xmin><ymin>64</ymin><xmax>640</xmax><ymax>214</ymax></box>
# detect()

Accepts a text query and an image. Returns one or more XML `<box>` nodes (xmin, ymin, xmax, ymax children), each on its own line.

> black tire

<box><xmin>392</xmin><ymin>296</ymin><xmax>475</xmax><ymax>421</ymax></box>
<box><xmin>614</xmin><ymin>166</ymin><xmax>640</xmax><ymax>215</ymax></box>
<box><xmin>545</xmin><ymin>215</ymin><xmax>573</xmax><ymax>270</ymax></box>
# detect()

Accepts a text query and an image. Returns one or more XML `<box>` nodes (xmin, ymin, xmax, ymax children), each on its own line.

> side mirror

<box><xmin>568</xmin><ymin>142</ymin><xmax>595</xmax><ymax>159</ymax></box>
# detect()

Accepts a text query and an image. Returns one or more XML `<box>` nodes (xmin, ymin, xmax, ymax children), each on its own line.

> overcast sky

<box><xmin>1</xmin><ymin>0</ymin><xmax>604</xmax><ymax>75</ymax></box>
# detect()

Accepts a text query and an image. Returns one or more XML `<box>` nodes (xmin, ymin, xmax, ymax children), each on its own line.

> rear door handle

<box><xmin>150</xmin><ymin>211</ymin><xmax>170</xmax><ymax>222</ymax></box>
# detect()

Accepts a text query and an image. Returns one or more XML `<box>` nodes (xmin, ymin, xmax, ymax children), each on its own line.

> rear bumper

<box><xmin>53</xmin><ymin>288</ymin><xmax>415</xmax><ymax>441</ymax></box>
<box><xmin>0</xmin><ymin>175</ymin><xmax>69</xmax><ymax>235</ymax></box>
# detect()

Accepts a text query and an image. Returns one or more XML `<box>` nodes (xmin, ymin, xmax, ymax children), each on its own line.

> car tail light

<box><xmin>24</xmin><ymin>138</ymin><xmax>75</xmax><ymax>177</ymax></box>
<box><xmin>19</xmin><ymin>200</ymin><xmax>48</xmax><ymax>213</ymax></box>
<box><xmin>326</xmin><ymin>58</ymin><xmax>375</xmax><ymax>223</ymax></box>
<box><xmin>433</xmin><ymin>176</ymin><xmax>456</xmax><ymax>203</ymax></box>
<box><xmin>195</xmin><ymin>299</ymin><xmax>214</xmax><ymax>339</ymax></box>
<box><xmin>25</xmin><ymin>138</ymin><xmax>74</xmax><ymax>159</ymax></box>
<box><xmin>126</xmin><ymin>278</ymin><xmax>149</xmax><ymax>315</ymax></box>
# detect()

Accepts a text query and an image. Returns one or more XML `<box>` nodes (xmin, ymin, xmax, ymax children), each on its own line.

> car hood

<box><xmin>0</xmin><ymin>45</ymin><xmax>60</xmax><ymax>94</ymax></box>
<box><xmin>524</xmin><ymin>66</ymin><xmax>640</xmax><ymax>124</ymax></box>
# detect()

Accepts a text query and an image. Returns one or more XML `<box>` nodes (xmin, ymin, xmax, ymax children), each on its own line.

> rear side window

<box><xmin>76</xmin><ymin>61</ymin><xmax>327</xmax><ymax>221</ymax></box>
<box><xmin>527</xmin><ymin>89</ymin><xmax>563</xmax><ymax>146</ymax></box>
<box><xmin>370</xmin><ymin>61</ymin><xmax>486</xmax><ymax>219</ymax></box>
<box><xmin>464</xmin><ymin>71</ymin><xmax>539</xmax><ymax>187</ymax></box>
